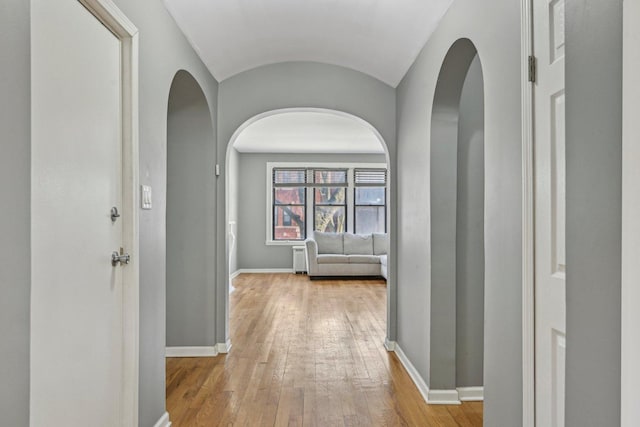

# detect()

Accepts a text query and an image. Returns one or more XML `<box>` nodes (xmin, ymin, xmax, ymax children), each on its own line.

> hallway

<box><xmin>166</xmin><ymin>274</ymin><xmax>482</xmax><ymax>426</ymax></box>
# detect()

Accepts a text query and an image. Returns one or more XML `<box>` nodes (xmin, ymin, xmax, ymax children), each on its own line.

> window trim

<box><xmin>353</xmin><ymin>168</ymin><xmax>388</xmax><ymax>234</ymax></box>
<box><xmin>266</xmin><ymin>162</ymin><xmax>386</xmax><ymax>245</ymax></box>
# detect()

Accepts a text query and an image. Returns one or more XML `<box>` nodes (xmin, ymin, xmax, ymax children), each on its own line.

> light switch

<box><xmin>141</xmin><ymin>185</ymin><xmax>152</xmax><ymax>210</ymax></box>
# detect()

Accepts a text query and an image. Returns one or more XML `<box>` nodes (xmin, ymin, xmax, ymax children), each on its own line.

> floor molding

<box><xmin>217</xmin><ymin>339</ymin><xmax>232</xmax><ymax>354</ymax></box>
<box><xmin>384</xmin><ymin>338</ymin><xmax>396</xmax><ymax>351</ymax></box>
<box><xmin>457</xmin><ymin>386</ymin><xmax>484</xmax><ymax>401</ymax></box>
<box><xmin>165</xmin><ymin>346</ymin><xmax>218</xmax><ymax>358</ymax></box>
<box><xmin>427</xmin><ymin>389</ymin><xmax>462</xmax><ymax>405</ymax></box>
<box><xmin>232</xmin><ymin>268</ymin><xmax>293</xmax><ymax>275</ymax></box>
<box><xmin>230</xmin><ymin>270</ymin><xmax>241</xmax><ymax>280</ymax></box>
<box><xmin>394</xmin><ymin>344</ymin><xmax>463</xmax><ymax>405</ymax></box>
<box><xmin>153</xmin><ymin>412</ymin><xmax>172</xmax><ymax>427</ymax></box>
<box><xmin>394</xmin><ymin>344</ymin><xmax>430</xmax><ymax>405</ymax></box>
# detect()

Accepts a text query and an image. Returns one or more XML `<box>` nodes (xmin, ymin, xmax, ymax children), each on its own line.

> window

<box><xmin>313</xmin><ymin>169</ymin><xmax>348</xmax><ymax>233</ymax></box>
<box><xmin>354</xmin><ymin>168</ymin><xmax>387</xmax><ymax>234</ymax></box>
<box><xmin>268</xmin><ymin>163</ymin><xmax>387</xmax><ymax>244</ymax></box>
<box><xmin>272</xmin><ymin>168</ymin><xmax>306</xmax><ymax>241</ymax></box>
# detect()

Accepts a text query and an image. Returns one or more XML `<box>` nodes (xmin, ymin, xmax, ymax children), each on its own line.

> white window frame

<box><xmin>353</xmin><ymin>168</ymin><xmax>388</xmax><ymax>234</ymax></box>
<box><xmin>266</xmin><ymin>162</ymin><xmax>387</xmax><ymax>245</ymax></box>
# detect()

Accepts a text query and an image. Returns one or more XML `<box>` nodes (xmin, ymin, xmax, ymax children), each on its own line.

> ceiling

<box><xmin>232</xmin><ymin>111</ymin><xmax>385</xmax><ymax>154</ymax></box>
<box><xmin>163</xmin><ymin>0</ymin><xmax>453</xmax><ymax>87</ymax></box>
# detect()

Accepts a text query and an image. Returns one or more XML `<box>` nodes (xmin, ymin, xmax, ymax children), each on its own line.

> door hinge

<box><xmin>528</xmin><ymin>55</ymin><xmax>537</xmax><ymax>83</ymax></box>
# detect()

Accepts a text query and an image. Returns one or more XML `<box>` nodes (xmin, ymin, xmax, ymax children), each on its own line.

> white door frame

<box><xmin>521</xmin><ymin>0</ymin><xmax>535</xmax><ymax>426</ymax></box>
<box><xmin>621</xmin><ymin>1</ymin><xmax>640</xmax><ymax>425</ymax></box>
<box><xmin>77</xmin><ymin>1</ymin><xmax>140</xmax><ymax>425</ymax></box>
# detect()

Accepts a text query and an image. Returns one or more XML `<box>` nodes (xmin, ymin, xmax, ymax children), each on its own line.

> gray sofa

<box><xmin>305</xmin><ymin>231</ymin><xmax>388</xmax><ymax>279</ymax></box>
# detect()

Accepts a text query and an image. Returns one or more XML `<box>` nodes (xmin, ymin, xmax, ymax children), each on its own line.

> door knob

<box><xmin>110</xmin><ymin>206</ymin><xmax>120</xmax><ymax>222</ymax></box>
<box><xmin>111</xmin><ymin>248</ymin><xmax>131</xmax><ymax>266</ymax></box>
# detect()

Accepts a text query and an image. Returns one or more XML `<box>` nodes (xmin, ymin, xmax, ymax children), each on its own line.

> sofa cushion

<box><xmin>317</xmin><ymin>254</ymin><xmax>349</xmax><ymax>264</ymax></box>
<box><xmin>373</xmin><ymin>233</ymin><xmax>388</xmax><ymax>255</ymax></box>
<box><xmin>314</xmin><ymin>232</ymin><xmax>344</xmax><ymax>254</ymax></box>
<box><xmin>348</xmin><ymin>255</ymin><xmax>381</xmax><ymax>264</ymax></box>
<box><xmin>344</xmin><ymin>233</ymin><xmax>373</xmax><ymax>255</ymax></box>
<box><xmin>379</xmin><ymin>254</ymin><xmax>388</xmax><ymax>267</ymax></box>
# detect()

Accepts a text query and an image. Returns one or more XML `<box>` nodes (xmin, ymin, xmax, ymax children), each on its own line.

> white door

<box><xmin>31</xmin><ymin>1</ymin><xmax>129</xmax><ymax>425</ymax></box>
<box><xmin>533</xmin><ymin>0</ymin><xmax>566</xmax><ymax>426</ymax></box>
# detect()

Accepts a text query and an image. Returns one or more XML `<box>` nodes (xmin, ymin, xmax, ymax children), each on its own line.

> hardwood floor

<box><xmin>166</xmin><ymin>273</ymin><xmax>483</xmax><ymax>426</ymax></box>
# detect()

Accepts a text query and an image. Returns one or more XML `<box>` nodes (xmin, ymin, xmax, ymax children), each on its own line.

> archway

<box><xmin>430</xmin><ymin>39</ymin><xmax>485</xmax><ymax>399</ymax></box>
<box><xmin>166</xmin><ymin>70</ymin><xmax>217</xmax><ymax>355</ymax></box>
<box><xmin>224</xmin><ymin>108</ymin><xmax>393</xmax><ymax>347</ymax></box>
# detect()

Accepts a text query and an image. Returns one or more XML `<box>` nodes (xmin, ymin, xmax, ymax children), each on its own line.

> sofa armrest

<box><xmin>305</xmin><ymin>238</ymin><xmax>319</xmax><ymax>276</ymax></box>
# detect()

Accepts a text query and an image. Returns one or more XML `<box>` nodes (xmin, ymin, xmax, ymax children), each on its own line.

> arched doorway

<box><xmin>166</xmin><ymin>70</ymin><xmax>217</xmax><ymax>355</ymax></box>
<box><xmin>429</xmin><ymin>39</ymin><xmax>485</xmax><ymax>400</ymax></box>
<box><xmin>224</xmin><ymin>108</ymin><xmax>393</xmax><ymax>347</ymax></box>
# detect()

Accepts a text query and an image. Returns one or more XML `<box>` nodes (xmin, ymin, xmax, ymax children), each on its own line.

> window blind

<box><xmin>272</xmin><ymin>168</ymin><xmax>308</xmax><ymax>187</ymax></box>
<box><xmin>272</xmin><ymin>167</ymin><xmax>348</xmax><ymax>187</ymax></box>
<box><xmin>354</xmin><ymin>168</ymin><xmax>387</xmax><ymax>187</ymax></box>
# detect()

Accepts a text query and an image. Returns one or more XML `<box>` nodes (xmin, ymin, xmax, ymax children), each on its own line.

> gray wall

<box><xmin>217</xmin><ymin>62</ymin><xmax>397</xmax><ymax>344</ymax></box>
<box><xmin>565</xmin><ymin>1</ymin><xmax>622</xmax><ymax>425</ymax></box>
<box><xmin>107</xmin><ymin>1</ymin><xmax>219</xmax><ymax>425</ymax></box>
<box><xmin>235</xmin><ymin>153</ymin><xmax>386</xmax><ymax>270</ymax></box>
<box><xmin>0</xmin><ymin>1</ymin><xmax>30</xmax><ymax>425</ymax></box>
<box><xmin>166</xmin><ymin>71</ymin><xmax>217</xmax><ymax>348</ymax></box>
<box><xmin>396</xmin><ymin>0</ymin><xmax>522</xmax><ymax>424</ymax></box>
<box><xmin>456</xmin><ymin>56</ymin><xmax>484</xmax><ymax>388</ymax></box>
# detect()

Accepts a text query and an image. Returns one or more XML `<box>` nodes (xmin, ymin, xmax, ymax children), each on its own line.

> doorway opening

<box><xmin>430</xmin><ymin>38</ymin><xmax>485</xmax><ymax>401</ymax></box>
<box><xmin>225</xmin><ymin>108</ymin><xmax>392</xmax><ymax>344</ymax></box>
<box><xmin>166</xmin><ymin>70</ymin><xmax>217</xmax><ymax>356</ymax></box>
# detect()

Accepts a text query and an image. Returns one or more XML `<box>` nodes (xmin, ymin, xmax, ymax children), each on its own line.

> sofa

<box><xmin>305</xmin><ymin>231</ymin><xmax>388</xmax><ymax>279</ymax></box>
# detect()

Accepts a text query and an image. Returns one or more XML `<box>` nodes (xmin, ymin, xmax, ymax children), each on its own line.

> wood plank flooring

<box><xmin>166</xmin><ymin>273</ymin><xmax>483</xmax><ymax>426</ymax></box>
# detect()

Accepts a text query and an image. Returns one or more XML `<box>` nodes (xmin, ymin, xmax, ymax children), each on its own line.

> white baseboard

<box><xmin>217</xmin><ymin>339</ymin><xmax>232</xmax><ymax>354</ymax></box>
<box><xmin>230</xmin><ymin>270</ymin><xmax>241</xmax><ymax>280</ymax></box>
<box><xmin>165</xmin><ymin>346</ymin><xmax>218</xmax><ymax>358</ymax></box>
<box><xmin>394</xmin><ymin>344</ymin><xmax>430</xmax><ymax>404</ymax></box>
<box><xmin>233</xmin><ymin>268</ymin><xmax>293</xmax><ymax>275</ymax></box>
<box><xmin>457</xmin><ymin>386</ymin><xmax>484</xmax><ymax>401</ymax></box>
<box><xmin>427</xmin><ymin>389</ymin><xmax>462</xmax><ymax>405</ymax></box>
<box><xmin>393</xmin><ymin>344</ymin><xmax>462</xmax><ymax>405</ymax></box>
<box><xmin>153</xmin><ymin>412</ymin><xmax>171</xmax><ymax>427</ymax></box>
<box><xmin>384</xmin><ymin>338</ymin><xmax>396</xmax><ymax>351</ymax></box>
